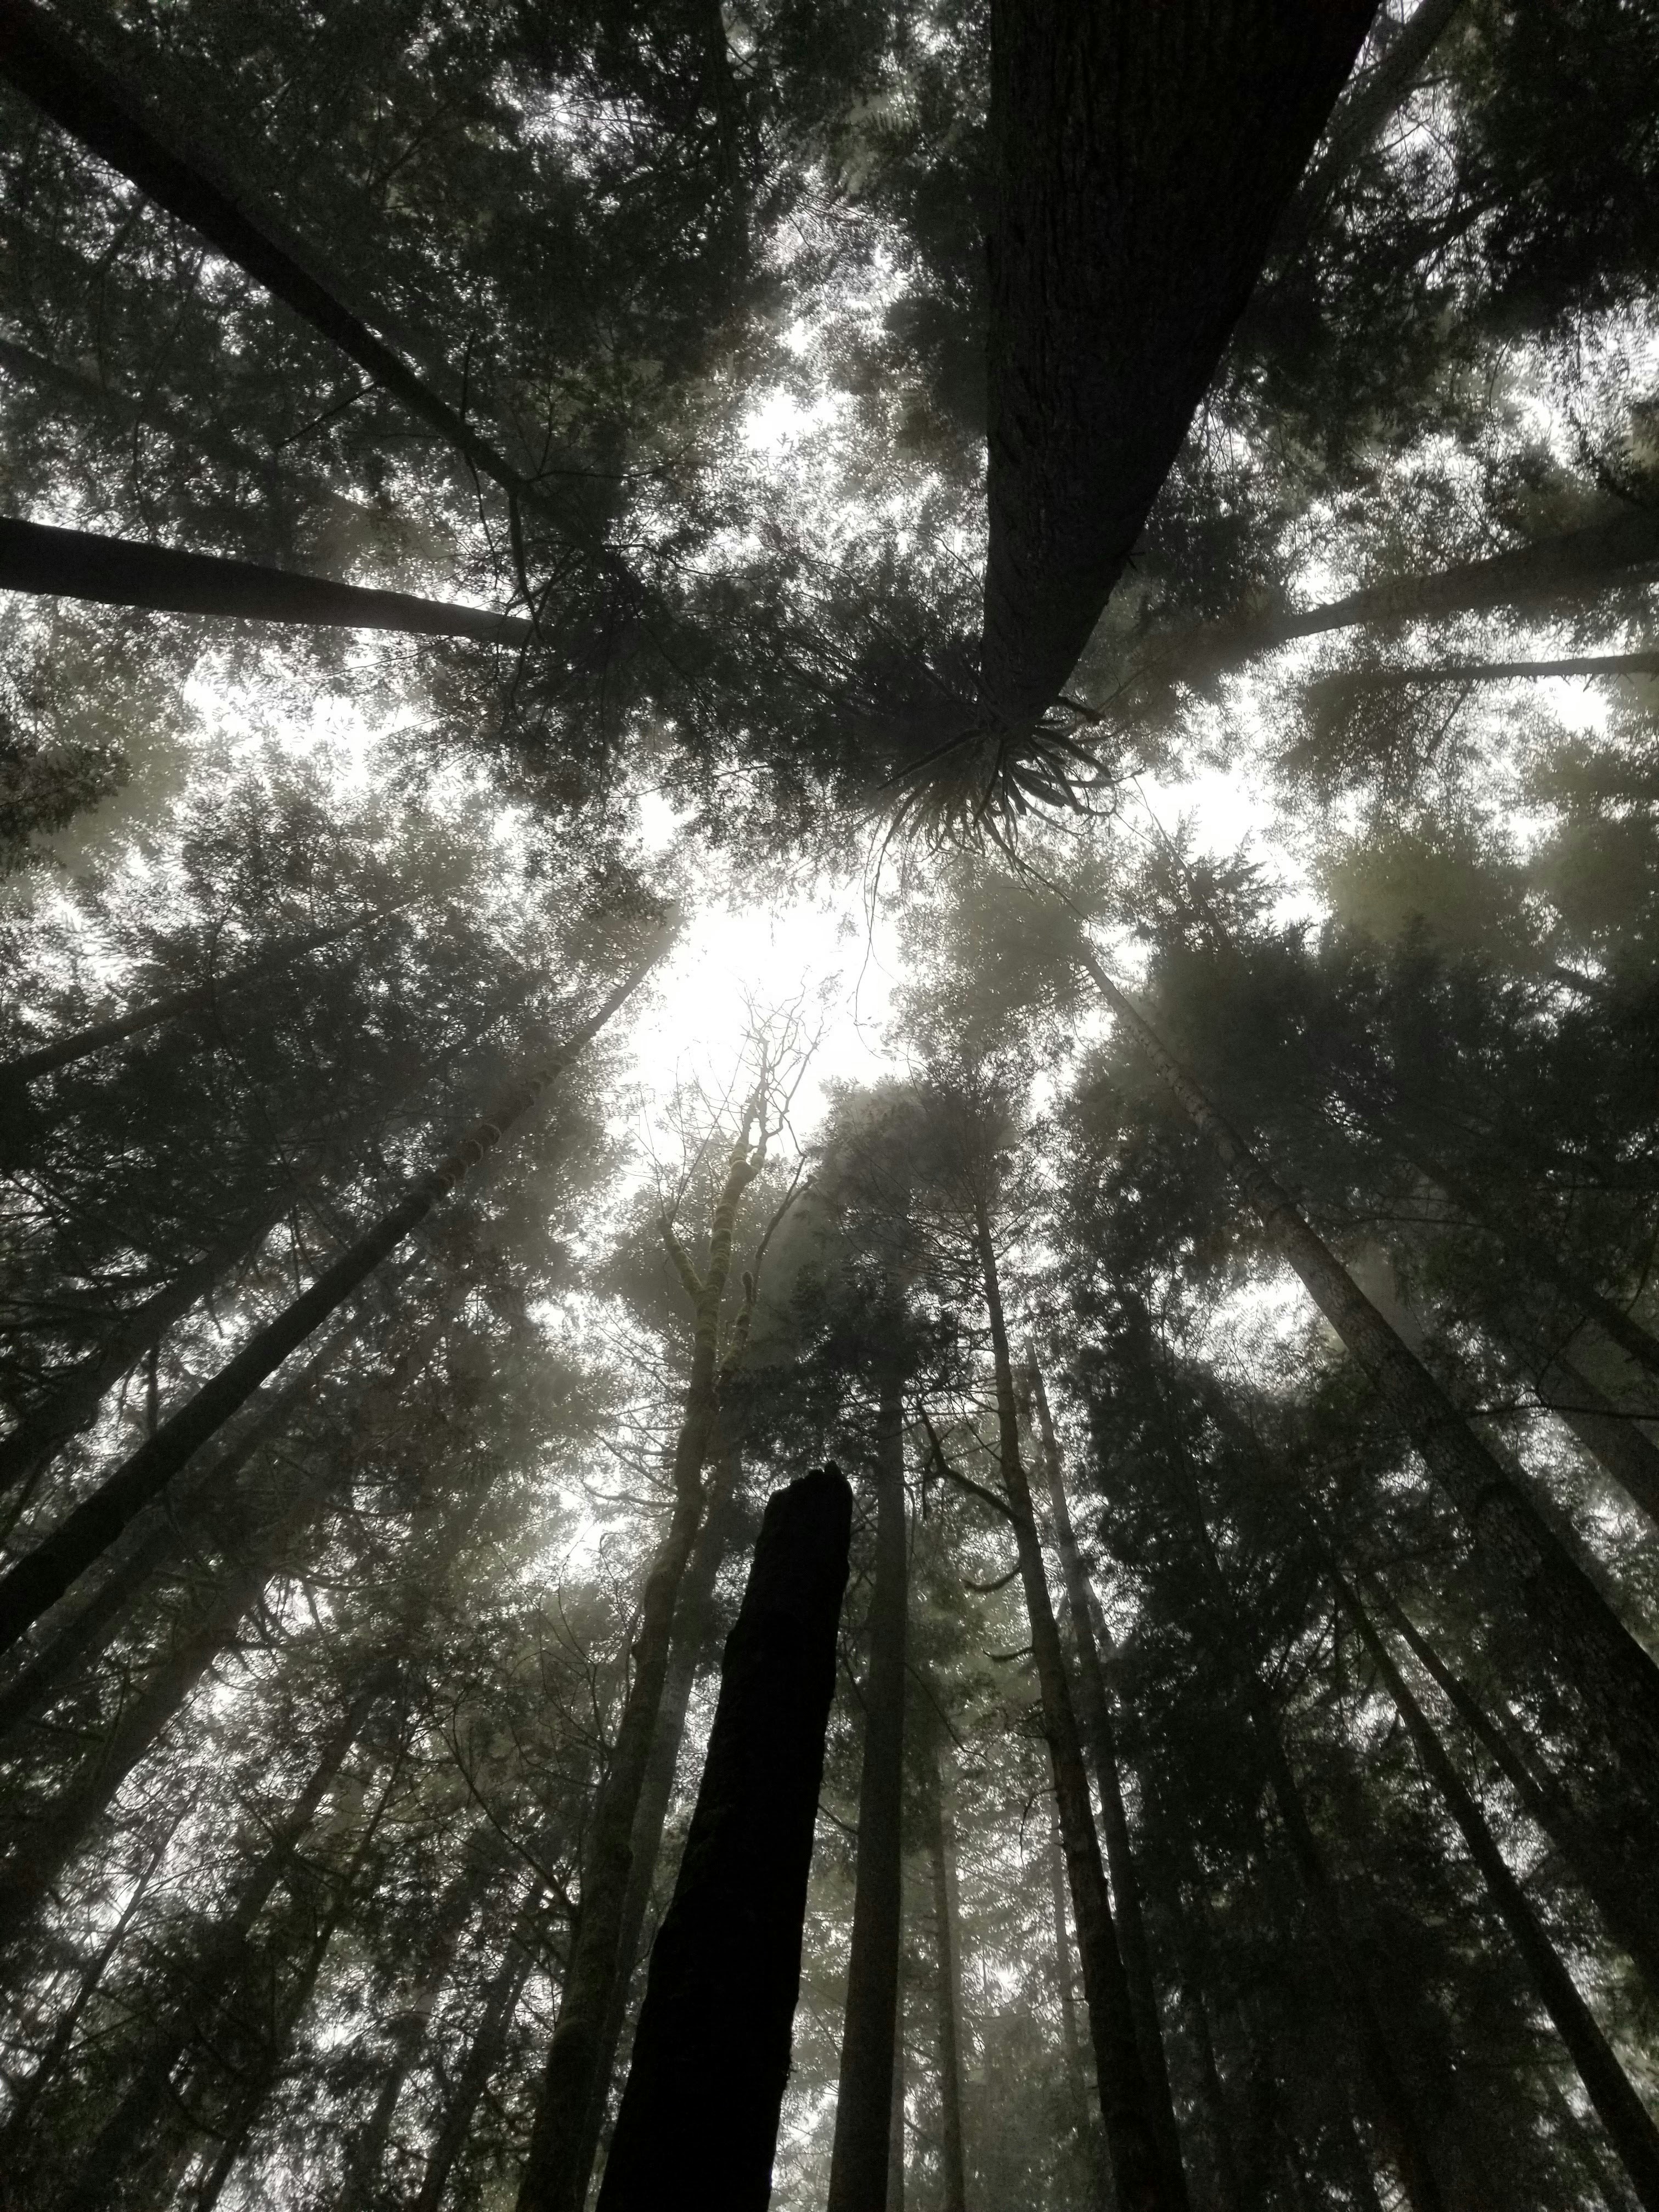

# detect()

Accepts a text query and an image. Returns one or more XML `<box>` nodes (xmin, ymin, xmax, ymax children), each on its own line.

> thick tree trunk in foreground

<box><xmin>828</xmin><ymin>1368</ymin><xmax>911</xmax><ymax>2212</ymax></box>
<box><xmin>1</xmin><ymin>908</ymin><xmax>394</xmax><ymax>1086</ymax></box>
<box><xmin>60</xmin><ymin>1686</ymin><xmax>374</xmax><ymax>2212</ymax></box>
<box><xmin>574</xmin><ymin>1453</ymin><xmax>744</xmax><ymax>2203</ymax></box>
<box><xmin>0</xmin><ymin>0</ymin><xmax>533</xmax><ymax>506</ymax></box>
<box><xmin>972</xmin><ymin>1195</ymin><xmax>1166</xmax><ymax>2212</ymax></box>
<box><xmin>1078</xmin><ymin>949</ymin><xmax>1659</xmax><ymax>1954</ymax></box>
<box><xmin>926</xmin><ymin>1728</ymin><xmax>970</xmax><ymax>2212</ymax></box>
<box><xmin>1028</xmin><ymin>1358</ymin><xmax>1188</xmax><ymax>2206</ymax></box>
<box><xmin>1378</xmin><ymin>1588</ymin><xmax>1659</xmax><ymax>1994</ymax></box>
<box><xmin>518</xmin><ymin>1099</ymin><xmax>766</xmax><ymax>2212</ymax></box>
<box><xmin>0</xmin><ymin>516</ymin><xmax>531</xmax><ymax>644</ymax></box>
<box><xmin>594</xmin><ymin>1466</ymin><xmax>852</xmax><ymax>2212</ymax></box>
<box><xmin>411</xmin><ymin>1883</ymin><xmax>546</xmax><ymax>2212</ymax></box>
<box><xmin>980</xmin><ymin>0</ymin><xmax>1376</xmax><ymax>726</ymax></box>
<box><xmin>1337</xmin><ymin>1575</ymin><xmax>1659</xmax><ymax>2210</ymax></box>
<box><xmin>0</xmin><ymin>948</ymin><xmax>660</xmax><ymax>1657</ymax></box>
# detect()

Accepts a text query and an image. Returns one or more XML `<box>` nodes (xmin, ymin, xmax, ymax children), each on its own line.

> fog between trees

<box><xmin>3</xmin><ymin>3</ymin><xmax>1659</xmax><ymax>2209</ymax></box>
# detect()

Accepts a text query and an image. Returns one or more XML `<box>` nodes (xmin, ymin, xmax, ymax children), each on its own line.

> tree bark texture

<box><xmin>927</xmin><ymin>1726</ymin><xmax>970</xmax><ymax>2212</ymax></box>
<box><xmin>518</xmin><ymin>1098</ymin><xmax>765</xmax><ymax>2212</ymax></box>
<box><xmin>59</xmin><ymin>1685</ymin><xmax>375</xmax><ymax>2212</ymax></box>
<box><xmin>572</xmin><ymin>1452</ymin><xmax>745</xmax><ymax>2205</ymax></box>
<box><xmin>980</xmin><ymin>0</ymin><xmax>1376</xmax><ymax>725</ymax></box>
<box><xmin>1028</xmin><ymin>1357</ymin><xmax>1189</xmax><ymax>2207</ymax></box>
<box><xmin>1079</xmin><ymin>950</ymin><xmax>1659</xmax><ymax>1973</ymax></box>
<box><xmin>410</xmin><ymin>1883</ymin><xmax>546</xmax><ymax>2212</ymax></box>
<box><xmin>972</xmin><ymin>1192</ymin><xmax>1166</xmax><ymax>2211</ymax></box>
<box><xmin>0</xmin><ymin>515</ymin><xmax>531</xmax><ymax>644</ymax></box>
<box><xmin>1336</xmin><ymin>1574</ymin><xmax>1659</xmax><ymax>2210</ymax></box>
<box><xmin>592</xmin><ymin>1466</ymin><xmax>853</xmax><ymax>2212</ymax></box>
<box><xmin>828</xmin><ymin>1367</ymin><xmax>911</xmax><ymax>2212</ymax></box>
<box><xmin>0</xmin><ymin>946</ymin><xmax>661</xmax><ymax>1657</ymax></box>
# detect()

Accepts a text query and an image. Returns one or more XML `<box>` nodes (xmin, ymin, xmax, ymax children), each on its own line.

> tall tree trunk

<box><xmin>1535</xmin><ymin>1348</ymin><xmax>1659</xmax><ymax>1530</ymax></box>
<box><xmin>1027</xmin><ymin>1357</ymin><xmax>1189</xmax><ymax>2205</ymax></box>
<box><xmin>59</xmin><ymin>1683</ymin><xmax>377</xmax><ymax>2212</ymax></box>
<box><xmin>1077</xmin><ymin>950</ymin><xmax>1659</xmax><ymax>1947</ymax></box>
<box><xmin>970</xmin><ymin>1190</ymin><xmax>1167</xmax><ymax>2212</ymax></box>
<box><xmin>410</xmin><ymin>1882</ymin><xmax>547</xmax><ymax>2212</ymax></box>
<box><xmin>0</xmin><ymin>1814</ymin><xmax>176</xmax><ymax>2159</ymax></box>
<box><xmin>980</xmin><ymin>0</ymin><xmax>1376</xmax><ymax>725</ymax></box>
<box><xmin>1</xmin><ymin>906</ymin><xmax>398</xmax><ymax>1086</ymax></box>
<box><xmin>1048</xmin><ymin>1803</ymin><xmax>1113</xmax><ymax>2212</ymax></box>
<box><xmin>0</xmin><ymin>516</ymin><xmax>531</xmax><ymax>644</ymax></box>
<box><xmin>1336</xmin><ymin>1572</ymin><xmax>1659</xmax><ymax>2209</ymax></box>
<box><xmin>518</xmin><ymin>1093</ymin><xmax>770</xmax><ymax>2212</ymax></box>
<box><xmin>572</xmin><ymin>1451</ymin><xmax>744</xmax><ymax>2204</ymax></box>
<box><xmin>592</xmin><ymin>1466</ymin><xmax>852</xmax><ymax>2212</ymax></box>
<box><xmin>0</xmin><ymin>946</ymin><xmax>661</xmax><ymax>1656</ymax></box>
<box><xmin>828</xmin><ymin>1365</ymin><xmax>911</xmax><ymax>2212</ymax></box>
<box><xmin>1376</xmin><ymin>1587</ymin><xmax>1659</xmax><ymax>1995</ymax></box>
<box><xmin>0</xmin><ymin>0</ymin><xmax>537</xmax><ymax>508</ymax></box>
<box><xmin>887</xmin><ymin>1990</ymin><xmax>906</xmax><ymax>2212</ymax></box>
<box><xmin>1309</xmin><ymin>648</ymin><xmax>1659</xmax><ymax>695</ymax></box>
<box><xmin>926</xmin><ymin>1725</ymin><xmax>970</xmax><ymax>2212</ymax></box>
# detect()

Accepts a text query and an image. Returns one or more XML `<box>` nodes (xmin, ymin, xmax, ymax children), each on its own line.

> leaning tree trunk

<box><xmin>572</xmin><ymin>1451</ymin><xmax>745</xmax><ymax>2204</ymax></box>
<box><xmin>0</xmin><ymin>945</ymin><xmax>662</xmax><ymax>1657</ymax></box>
<box><xmin>1028</xmin><ymin>1358</ymin><xmax>1188</xmax><ymax>2206</ymax></box>
<box><xmin>1533</xmin><ymin>1348</ymin><xmax>1659</xmax><ymax>1529</ymax></box>
<box><xmin>0</xmin><ymin>516</ymin><xmax>531</xmax><ymax>643</ymax></box>
<box><xmin>827</xmin><ymin>1364</ymin><xmax>911</xmax><ymax>2212</ymax></box>
<box><xmin>1076</xmin><ymin>948</ymin><xmax>1659</xmax><ymax>1957</ymax></box>
<box><xmin>517</xmin><ymin>1098</ymin><xmax>769</xmax><ymax>2212</ymax></box>
<box><xmin>1047</xmin><ymin>1804</ymin><xmax>1113</xmax><ymax>2212</ymax></box>
<box><xmin>971</xmin><ymin>1192</ymin><xmax>1167</xmax><ymax>2212</ymax></box>
<box><xmin>411</xmin><ymin>1881</ymin><xmax>547</xmax><ymax>2212</ymax></box>
<box><xmin>1308</xmin><ymin>649</ymin><xmax>1659</xmax><ymax>696</ymax></box>
<box><xmin>1336</xmin><ymin>1573</ymin><xmax>1659</xmax><ymax>2210</ymax></box>
<box><xmin>59</xmin><ymin>1682</ymin><xmax>378</xmax><ymax>2212</ymax></box>
<box><xmin>980</xmin><ymin>0</ymin><xmax>1376</xmax><ymax>725</ymax></box>
<box><xmin>1376</xmin><ymin>1587</ymin><xmax>1659</xmax><ymax>1994</ymax></box>
<box><xmin>594</xmin><ymin>1467</ymin><xmax>852</xmax><ymax>2212</ymax></box>
<box><xmin>926</xmin><ymin>1721</ymin><xmax>971</xmax><ymax>2212</ymax></box>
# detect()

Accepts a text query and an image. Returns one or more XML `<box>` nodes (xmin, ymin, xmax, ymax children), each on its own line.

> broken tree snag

<box><xmin>0</xmin><ymin>518</ymin><xmax>531</xmax><ymax>644</ymax></box>
<box><xmin>594</xmin><ymin>1465</ymin><xmax>853</xmax><ymax>2212</ymax></box>
<box><xmin>980</xmin><ymin>0</ymin><xmax>1379</xmax><ymax>729</ymax></box>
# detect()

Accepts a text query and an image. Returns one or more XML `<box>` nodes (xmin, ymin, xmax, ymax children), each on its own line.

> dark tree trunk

<box><xmin>0</xmin><ymin>516</ymin><xmax>531</xmax><ymax>644</ymax></box>
<box><xmin>593</xmin><ymin>1466</ymin><xmax>852</xmax><ymax>2212</ymax></box>
<box><xmin>980</xmin><ymin>0</ymin><xmax>1376</xmax><ymax>725</ymax></box>
<box><xmin>59</xmin><ymin>1685</ymin><xmax>376</xmax><ymax>2212</ymax></box>
<box><xmin>1028</xmin><ymin>1358</ymin><xmax>1188</xmax><ymax>2206</ymax></box>
<box><xmin>1377</xmin><ymin>1587</ymin><xmax>1659</xmax><ymax>1996</ymax></box>
<box><xmin>0</xmin><ymin>0</ymin><xmax>534</xmax><ymax>505</ymax></box>
<box><xmin>1</xmin><ymin>907</ymin><xmax>396</xmax><ymax>1086</ymax></box>
<box><xmin>828</xmin><ymin>1367</ymin><xmax>911</xmax><ymax>2212</ymax></box>
<box><xmin>0</xmin><ymin>949</ymin><xmax>661</xmax><ymax>1657</ymax></box>
<box><xmin>926</xmin><ymin>1726</ymin><xmax>970</xmax><ymax>2212</ymax></box>
<box><xmin>411</xmin><ymin>1883</ymin><xmax>547</xmax><ymax>2212</ymax></box>
<box><xmin>1310</xmin><ymin>649</ymin><xmax>1659</xmax><ymax>695</ymax></box>
<box><xmin>971</xmin><ymin>1193</ymin><xmax>1167</xmax><ymax>2212</ymax></box>
<box><xmin>1078</xmin><ymin>952</ymin><xmax>1659</xmax><ymax>1965</ymax></box>
<box><xmin>572</xmin><ymin>1452</ymin><xmax>744</xmax><ymax>2204</ymax></box>
<box><xmin>1337</xmin><ymin>1573</ymin><xmax>1659</xmax><ymax>2210</ymax></box>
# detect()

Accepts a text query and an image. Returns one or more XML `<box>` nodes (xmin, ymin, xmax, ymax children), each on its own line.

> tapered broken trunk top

<box><xmin>980</xmin><ymin>0</ymin><xmax>1377</xmax><ymax>727</ymax></box>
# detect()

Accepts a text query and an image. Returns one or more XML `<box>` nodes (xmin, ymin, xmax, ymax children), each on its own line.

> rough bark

<box><xmin>518</xmin><ymin>1094</ymin><xmax>769</xmax><ymax>2212</ymax></box>
<box><xmin>572</xmin><ymin>1452</ymin><xmax>744</xmax><ymax>2204</ymax></box>
<box><xmin>1338</xmin><ymin>1573</ymin><xmax>1659</xmax><ymax>2210</ymax></box>
<box><xmin>972</xmin><ymin>1192</ymin><xmax>1166</xmax><ymax>2211</ymax></box>
<box><xmin>0</xmin><ymin>946</ymin><xmax>661</xmax><ymax>1657</ymax></box>
<box><xmin>926</xmin><ymin>1726</ymin><xmax>970</xmax><ymax>2212</ymax></box>
<box><xmin>1079</xmin><ymin>949</ymin><xmax>1659</xmax><ymax>1960</ymax></box>
<box><xmin>0</xmin><ymin>515</ymin><xmax>531</xmax><ymax>643</ymax></box>
<box><xmin>1028</xmin><ymin>1357</ymin><xmax>1188</xmax><ymax>2207</ymax></box>
<box><xmin>981</xmin><ymin>0</ymin><xmax>1377</xmax><ymax>725</ymax></box>
<box><xmin>410</xmin><ymin>1883</ymin><xmax>546</xmax><ymax>2212</ymax></box>
<box><xmin>593</xmin><ymin>1466</ymin><xmax>853</xmax><ymax>2212</ymax></box>
<box><xmin>59</xmin><ymin>1685</ymin><xmax>375</xmax><ymax>2212</ymax></box>
<box><xmin>1378</xmin><ymin>1588</ymin><xmax>1659</xmax><ymax>1994</ymax></box>
<box><xmin>828</xmin><ymin>1366</ymin><xmax>911</xmax><ymax>2212</ymax></box>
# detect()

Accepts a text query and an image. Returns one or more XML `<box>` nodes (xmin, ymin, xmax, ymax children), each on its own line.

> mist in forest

<box><xmin>3</xmin><ymin>4</ymin><xmax>1659</xmax><ymax>2209</ymax></box>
